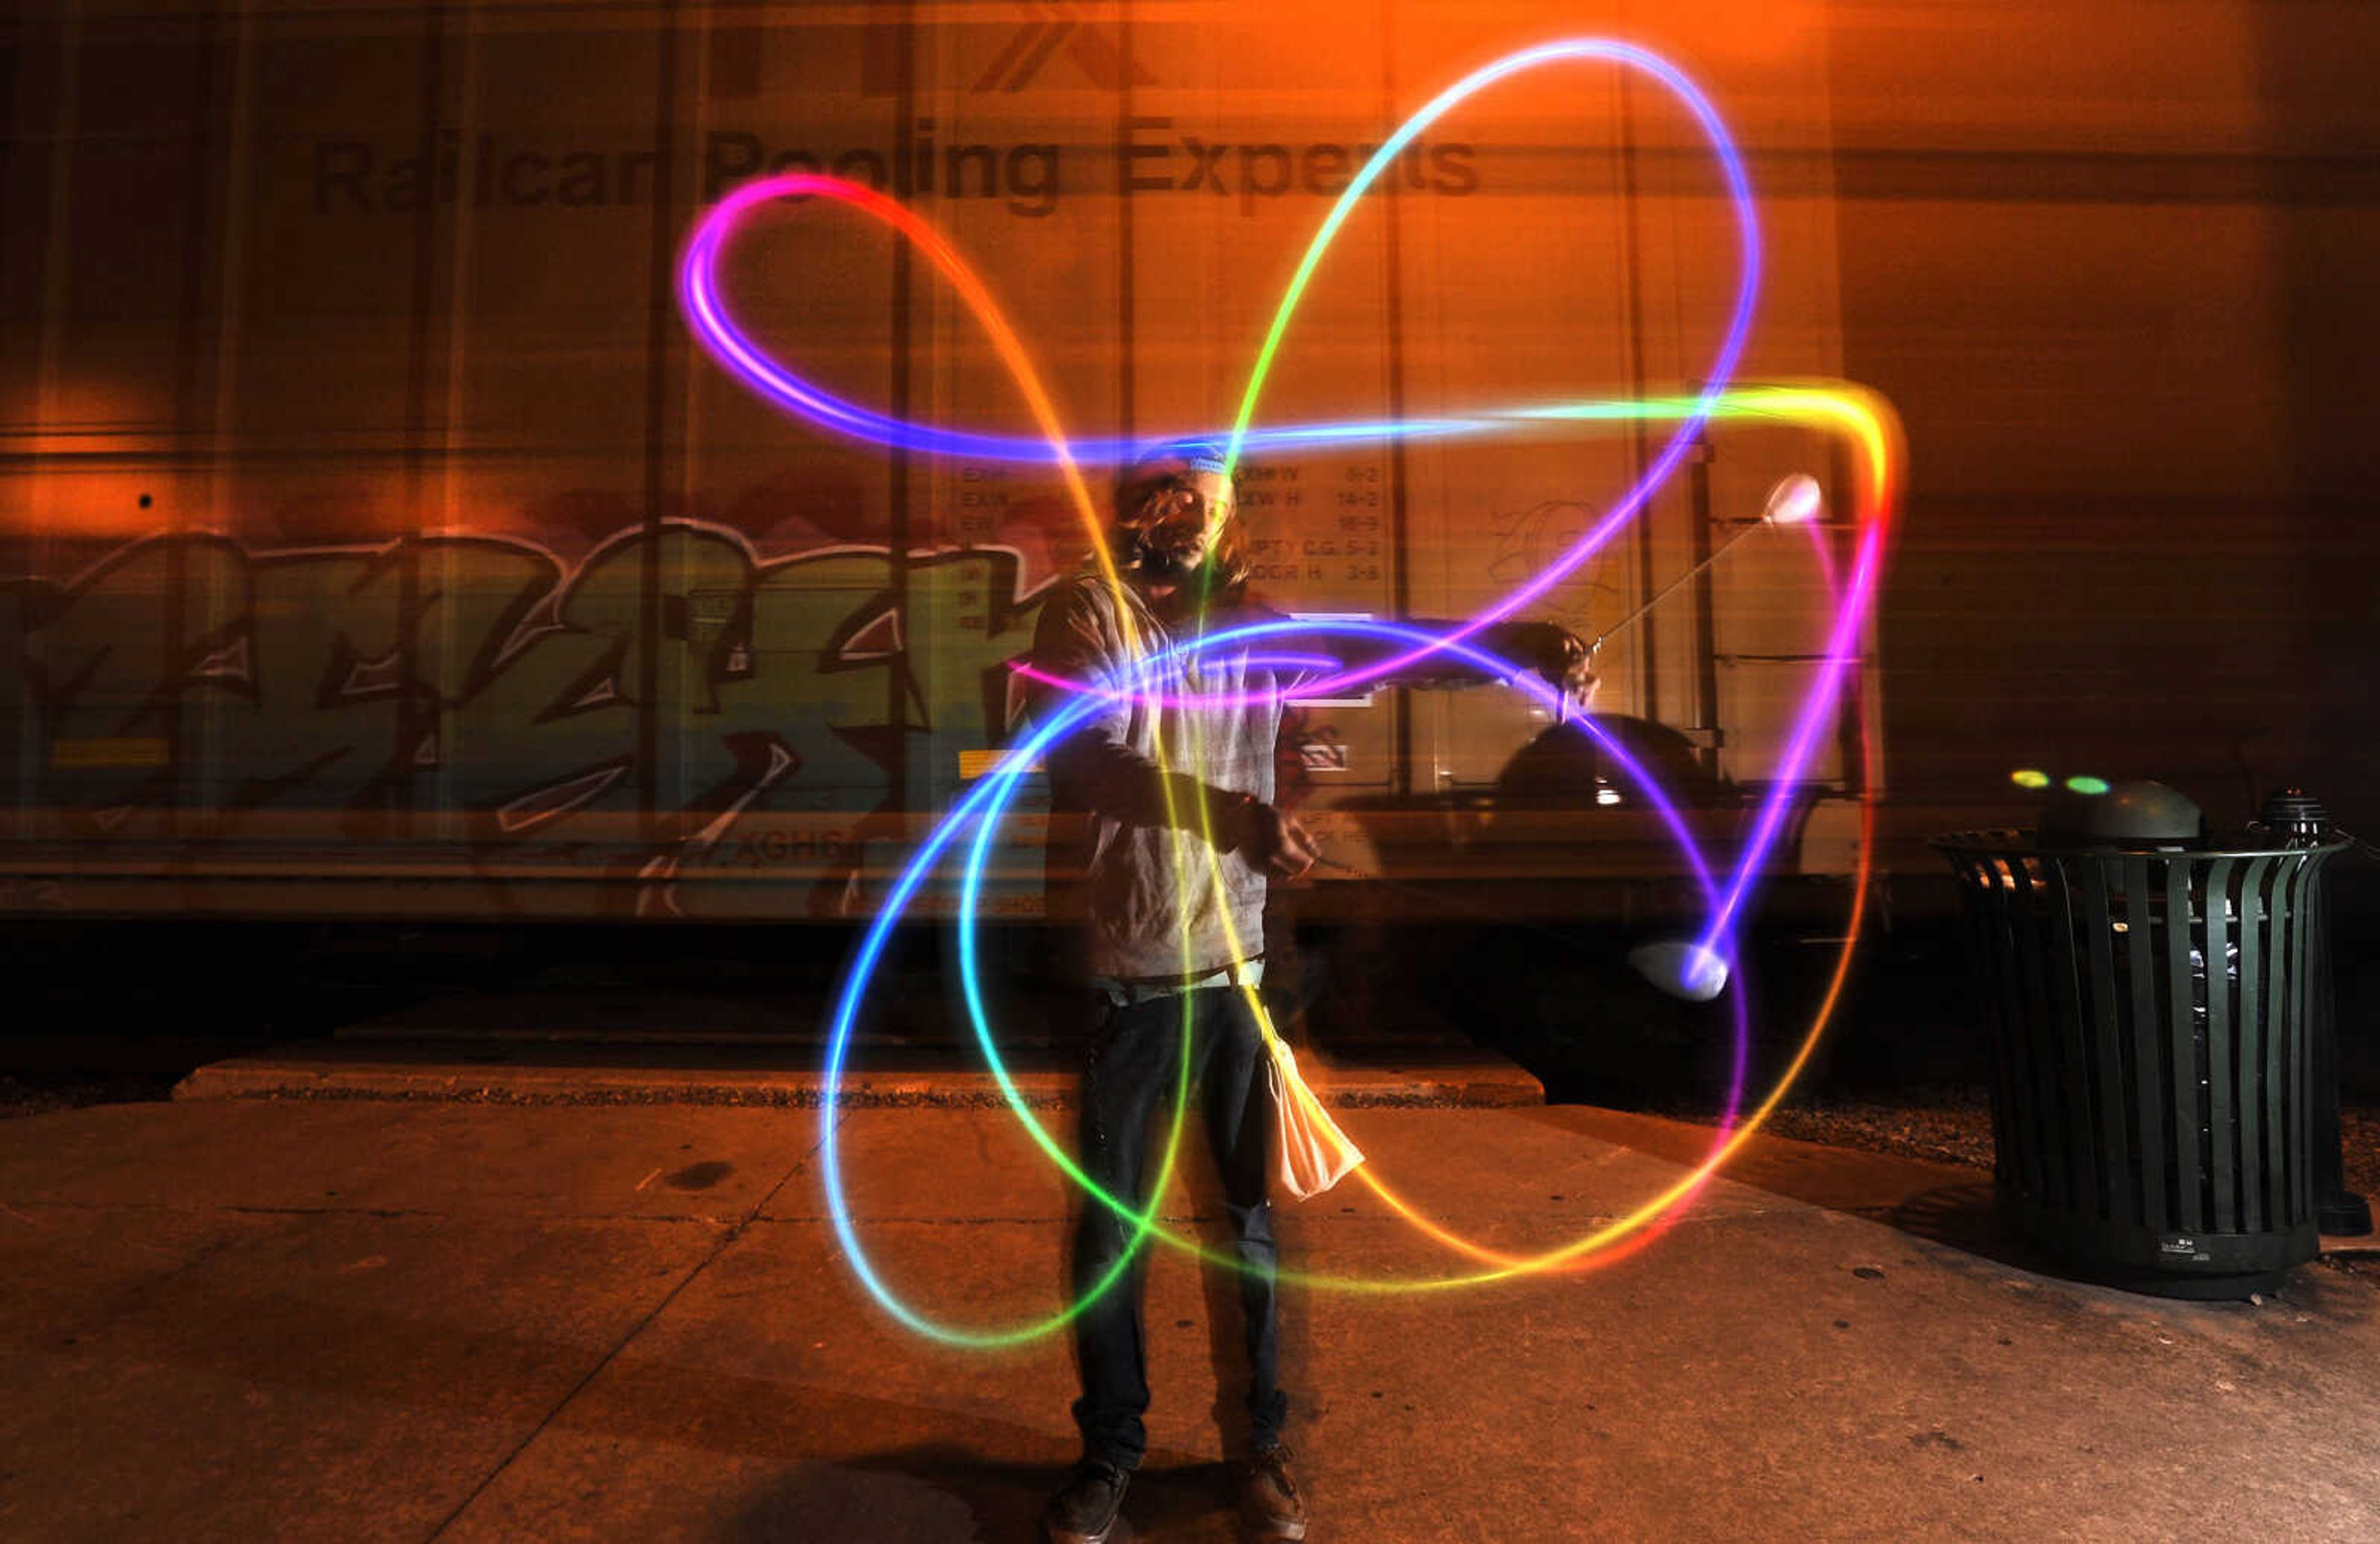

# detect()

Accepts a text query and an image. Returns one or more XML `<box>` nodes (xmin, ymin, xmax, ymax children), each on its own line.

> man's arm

<box><xmin>1027</xmin><ymin>580</ymin><xmax>1316</xmax><ymax>875</ymax></box>
<box><xmin>1026</xmin><ymin>578</ymin><xmax>1202</xmax><ymax>829</ymax></box>
<box><xmin>1288</xmin><ymin>617</ymin><xmax>1595</xmax><ymax>708</ymax></box>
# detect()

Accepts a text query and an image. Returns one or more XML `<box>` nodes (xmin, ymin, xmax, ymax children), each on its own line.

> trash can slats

<box><xmin>2205</xmin><ymin>857</ymin><xmax>2236</xmax><ymax>1235</ymax></box>
<box><xmin>2161</xmin><ymin>858</ymin><xmax>2202</xmax><ymax>1235</ymax></box>
<box><xmin>2287</xmin><ymin>857</ymin><xmax>2317</xmax><ymax>1224</ymax></box>
<box><xmin>2236</xmin><ymin>861</ymin><xmax>2265</xmax><ymax>1234</ymax></box>
<box><xmin>1933</xmin><ymin>829</ymin><xmax>2338</xmax><ymax>1299</ymax></box>
<box><xmin>2122</xmin><ymin>854</ymin><xmax>2167</xmax><ymax>1233</ymax></box>
<box><xmin>2081</xmin><ymin>858</ymin><xmax>2131</xmax><ymax>1223</ymax></box>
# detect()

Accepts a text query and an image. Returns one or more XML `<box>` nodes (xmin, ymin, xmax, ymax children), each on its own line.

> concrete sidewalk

<box><xmin>2</xmin><ymin>1080</ymin><xmax>2376</xmax><ymax>1542</ymax></box>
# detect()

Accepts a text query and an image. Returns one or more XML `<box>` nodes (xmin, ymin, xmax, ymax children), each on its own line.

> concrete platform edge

<box><xmin>171</xmin><ymin>1051</ymin><xmax>1545</xmax><ymax>1110</ymax></box>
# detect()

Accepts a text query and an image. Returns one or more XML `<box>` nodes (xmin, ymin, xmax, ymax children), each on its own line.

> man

<box><xmin>1033</xmin><ymin>442</ymin><xmax>1590</xmax><ymax>1544</ymax></box>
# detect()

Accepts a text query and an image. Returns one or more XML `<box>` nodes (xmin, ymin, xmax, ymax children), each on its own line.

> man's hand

<box><xmin>1228</xmin><ymin>796</ymin><xmax>1320</xmax><ymax>880</ymax></box>
<box><xmin>1493</xmin><ymin>621</ymin><xmax>1598</xmax><ymax>718</ymax></box>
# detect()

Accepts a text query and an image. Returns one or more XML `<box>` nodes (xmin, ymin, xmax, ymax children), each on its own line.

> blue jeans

<box><xmin>1070</xmin><ymin>986</ymin><xmax>1287</xmax><ymax>1468</ymax></box>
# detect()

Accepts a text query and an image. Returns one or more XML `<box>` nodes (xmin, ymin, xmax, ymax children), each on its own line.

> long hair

<box><xmin>1106</xmin><ymin>461</ymin><xmax>1252</xmax><ymax>601</ymax></box>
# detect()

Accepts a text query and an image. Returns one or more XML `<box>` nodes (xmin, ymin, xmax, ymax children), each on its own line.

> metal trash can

<box><xmin>1934</xmin><ymin>819</ymin><xmax>2345</xmax><ymax>1299</ymax></box>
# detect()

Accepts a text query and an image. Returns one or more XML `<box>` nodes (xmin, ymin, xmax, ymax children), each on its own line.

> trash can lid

<box><xmin>2038</xmin><ymin>779</ymin><xmax>2205</xmax><ymax>849</ymax></box>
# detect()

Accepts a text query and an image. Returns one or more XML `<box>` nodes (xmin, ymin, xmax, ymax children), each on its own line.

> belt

<box><xmin>1096</xmin><ymin>958</ymin><xmax>1264</xmax><ymax>1008</ymax></box>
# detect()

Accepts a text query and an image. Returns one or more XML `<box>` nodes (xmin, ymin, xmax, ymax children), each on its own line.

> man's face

<box><xmin>1140</xmin><ymin>469</ymin><xmax>1234</xmax><ymax>582</ymax></box>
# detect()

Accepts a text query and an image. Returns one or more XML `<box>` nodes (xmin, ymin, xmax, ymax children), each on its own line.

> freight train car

<box><xmin>42</xmin><ymin>0</ymin><xmax>2247</xmax><ymax>927</ymax></box>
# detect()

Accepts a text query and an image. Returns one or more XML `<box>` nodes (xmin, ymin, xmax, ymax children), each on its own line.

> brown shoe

<box><xmin>1046</xmin><ymin>1458</ymin><xmax>1130</xmax><ymax>1544</ymax></box>
<box><xmin>1240</xmin><ymin>1443</ymin><xmax>1308</xmax><ymax>1542</ymax></box>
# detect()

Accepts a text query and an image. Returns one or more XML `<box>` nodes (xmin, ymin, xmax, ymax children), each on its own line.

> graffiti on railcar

<box><xmin>4</xmin><ymin>521</ymin><xmax>1056</xmax><ymax>915</ymax></box>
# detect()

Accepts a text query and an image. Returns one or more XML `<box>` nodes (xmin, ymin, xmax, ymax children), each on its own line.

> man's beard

<box><xmin>1137</xmin><ymin>531</ymin><xmax>1207</xmax><ymax>583</ymax></box>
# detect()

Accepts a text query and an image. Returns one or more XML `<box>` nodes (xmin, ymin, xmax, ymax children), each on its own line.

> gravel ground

<box><xmin>0</xmin><ymin>1073</ymin><xmax>178</xmax><ymax>1121</ymax></box>
<box><xmin>2343</xmin><ymin>1111</ymin><xmax>2380</xmax><ymax>1214</ymax></box>
<box><xmin>1684</xmin><ymin>1086</ymin><xmax>2002</xmax><ymax>1170</ymax></box>
<box><xmin>1657</xmin><ymin>1086</ymin><xmax>2380</xmax><ymax>1224</ymax></box>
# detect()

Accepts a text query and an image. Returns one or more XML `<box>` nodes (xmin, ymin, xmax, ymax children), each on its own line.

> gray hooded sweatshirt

<box><xmin>1028</xmin><ymin>572</ymin><xmax>1300</xmax><ymax>986</ymax></box>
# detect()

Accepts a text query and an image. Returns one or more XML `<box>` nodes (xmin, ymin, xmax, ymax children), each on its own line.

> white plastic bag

<box><xmin>1264</xmin><ymin>1035</ymin><xmax>1365</xmax><ymax>1200</ymax></box>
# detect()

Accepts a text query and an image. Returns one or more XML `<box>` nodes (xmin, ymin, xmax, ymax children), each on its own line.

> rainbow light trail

<box><xmin>677</xmin><ymin>37</ymin><xmax>1757</xmax><ymax>706</ymax></box>
<box><xmin>820</xmin><ymin>622</ymin><xmax>1741</xmax><ymax>1342</ymax></box>
<box><xmin>675</xmin><ymin>37</ymin><xmax>1906</xmax><ymax>1343</ymax></box>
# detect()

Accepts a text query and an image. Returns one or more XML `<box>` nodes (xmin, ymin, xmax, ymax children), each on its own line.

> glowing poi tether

<box><xmin>676</xmin><ymin>37</ymin><xmax>1905</xmax><ymax>1343</ymax></box>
